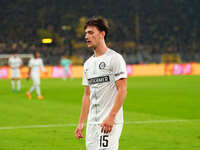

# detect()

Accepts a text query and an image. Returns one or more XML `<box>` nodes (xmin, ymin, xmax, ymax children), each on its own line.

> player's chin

<box><xmin>87</xmin><ymin>44</ymin><xmax>92</xmax><ymax>48</ymax></box>
<box><xmin>87</xmin><ymin>43</ymin><xmax>94</xmax><ymax>48</ymax></box>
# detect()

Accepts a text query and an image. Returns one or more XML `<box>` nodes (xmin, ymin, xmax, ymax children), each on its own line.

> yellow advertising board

<box><xmin>192</xmin><ymin>63</ymin><xmax>200</xmax><ymax>75</ymax></box>
<box><xmin>132</xmin><ymin>64</ymin><xmax>165</xmax><ymax>76</ymax></box>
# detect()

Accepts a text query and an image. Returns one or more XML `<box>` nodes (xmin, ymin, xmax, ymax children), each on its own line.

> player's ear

<box><xmin>101</xmin><ymin>31</ymin><xmax>106</xmax><ymax>39</ymax></box>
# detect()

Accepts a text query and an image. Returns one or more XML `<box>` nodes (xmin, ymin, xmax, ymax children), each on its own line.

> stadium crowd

<box><xmin>0</xmin><ymin>0</ymin><xmax>200</xmax><ymax>65</ymax></box>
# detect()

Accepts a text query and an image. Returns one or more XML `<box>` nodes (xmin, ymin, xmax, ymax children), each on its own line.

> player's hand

<box><xmin>101</xmin><ymin>115</ymin><xmax>115</xmax><ymax>134</ymax></box>
<box><xmin>26</xmin><ymin>76</ymin><xmax>30</xmax><ymax>80</ymax></box>
<box><xmin>75</xmin><ymin>123</ymin><xmax>84</xmax><ymax>139</ymax></box>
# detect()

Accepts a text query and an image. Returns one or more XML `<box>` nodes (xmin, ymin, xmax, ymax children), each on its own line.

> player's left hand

<box><xmin>26</xmin><ymin>76</ymin><xmax>30</xmax><ymax>80</ymax></box>
<box><xmin>101</xmin><ymin>115</ymin><xmax>115</xmax><ymax>134</ymax></box>
<box><xmin>75</xmin><ymin>123</ymin><xmax>84</xmax><ymax>139</ymax></box>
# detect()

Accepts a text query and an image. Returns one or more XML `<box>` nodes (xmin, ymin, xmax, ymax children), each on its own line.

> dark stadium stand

<box><xmin>0</xmin><ymin>0</ymin><xmax>200</xmax><ymax>65</ymax></box>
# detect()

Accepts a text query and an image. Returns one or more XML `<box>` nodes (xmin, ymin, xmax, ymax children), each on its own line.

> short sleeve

<box><xmin>82</xmin><ymin>64</ymin><xmax>88</xmax><ymax>86</ymax></box>
<box><xmin>111</xmin><ymin>53</ymin><xmax>127</xmax><ymax>81</ymax></box>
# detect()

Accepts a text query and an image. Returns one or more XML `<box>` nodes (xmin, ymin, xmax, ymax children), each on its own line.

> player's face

<box><xmin>34</xmin><ymin>52</ymin><xmax>40</xmax><ymax>58</ymax></box>
<box><xmin>13</xmin><ymin>54</ymin><xmax>17</xmax><ymax>57</ymax></box>
<box><xmin>85</xmin><ymin>26</ymin><xmax>104</xmax><ymax>49</ymax></box>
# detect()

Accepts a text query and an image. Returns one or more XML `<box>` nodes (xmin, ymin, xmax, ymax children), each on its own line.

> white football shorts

<box><xmin>86</xmin><ymin>124</ymin><xmax>123</xmax><ymax>150</ymax></box>
<box><xmin>11</xmin><ymin>68</ymin><xmax>20</xmax><ymax>78</ymax></box>
<box><xmin>31</xmin><ymin>75</ymin><xmax>40</xmax><ymax>86</ymax></box>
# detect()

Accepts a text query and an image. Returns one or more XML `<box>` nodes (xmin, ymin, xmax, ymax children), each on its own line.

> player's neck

<box><xmin>94</xmin><ymin>42</ymin><xmax>108</xmax><ymax>57</ymax></box>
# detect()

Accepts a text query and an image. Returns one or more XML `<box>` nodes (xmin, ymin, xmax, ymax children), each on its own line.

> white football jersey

<box><xmin>82</xmin><ymin>49</ymin><xmax>127</xmax><ymax>124</ymax></box>
<box><xmin>8</xmin><ymin>56</ymin><xmax>22</xmax><ymax>69</ymax></box>
<box><xmin>28</xmin><ymin>58</ymin><xmax>45</xmax><ymax>76</ymax></box>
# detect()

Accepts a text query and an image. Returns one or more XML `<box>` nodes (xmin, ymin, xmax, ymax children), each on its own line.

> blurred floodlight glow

<box><xmin>41</xmin><ymin>38</ymin><xmax>53</xmax><ymax>44</ymax></box>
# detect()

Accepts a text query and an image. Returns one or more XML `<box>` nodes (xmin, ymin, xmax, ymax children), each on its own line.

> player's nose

<box><xmin>85</xmin><ymin>34</ymin><xmax>88</xmax><ymax>40</ymax></box>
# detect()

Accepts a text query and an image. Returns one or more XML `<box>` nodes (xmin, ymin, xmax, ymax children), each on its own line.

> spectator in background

<box><xmin>8</xmin><ymin>52</ymin><xmax>23</xmax><ymax>92</ymax></box>
<box><xmin>60</xmin><ymin>56</ymin><xmax>72</xmax><ymax>80</ymax></box>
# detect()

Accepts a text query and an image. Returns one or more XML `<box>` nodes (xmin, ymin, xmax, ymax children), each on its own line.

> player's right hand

<box><xmin>26</xmin><ymin>76</ymin><xmax>30</xmax><ymax>80</ymax></box>
<box><xmin>75</xmin><ymin>123</ymin><xmax>84</xmax><ymax>139</ymax></box>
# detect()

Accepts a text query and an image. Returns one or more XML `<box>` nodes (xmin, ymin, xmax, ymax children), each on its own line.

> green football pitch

<box><xmin>0</xmin><ymin>76</ymin><xmax>200</xmax><ymax>150</ymax></box>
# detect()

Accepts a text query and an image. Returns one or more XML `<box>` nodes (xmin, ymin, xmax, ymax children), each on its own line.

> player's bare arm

<box><xmin>75</xmin><ymin>86</ymin><xmax>90</xmax><ymax>139</ymax></box>
<box><xmin>101</xmin><ymin>78</ymin><xmax>127</xmax><ymax>133</ymax></box>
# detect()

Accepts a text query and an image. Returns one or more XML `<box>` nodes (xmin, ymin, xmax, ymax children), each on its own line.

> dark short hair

<box><xmin>12</xmin><ymin>50</ymin><xmax>18</xmax><ymax>54</ymax></box>
<box><xmin>33</xmin><ymin>51</ymin><xmax>39</xmax><ymax>57</ymax></box>
<box><xmin>84</xmin><ymin>17</ymin><xmax>109</xmax><ymax>40</ymax></box>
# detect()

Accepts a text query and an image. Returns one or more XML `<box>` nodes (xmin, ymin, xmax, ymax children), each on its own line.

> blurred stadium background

<box><xmin>0</xmin><ymin>0</ymin><xmax>200</xmax><ymax>150</ymax></box>
<box><xmin>1</xmin><ymin>0</ymin><xmax>200</xmax><ymax>77</ymax></box>
<box><xmin>0</xmin><ymin>0</ymin><xmax>200</xmax><ymax>65</ymax></box>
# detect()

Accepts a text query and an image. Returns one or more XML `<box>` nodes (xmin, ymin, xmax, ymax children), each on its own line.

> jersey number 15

<box><xmin>100</xmin><ymin>135</ymin><xmax>109</xmax><ymax>148</ymax></box>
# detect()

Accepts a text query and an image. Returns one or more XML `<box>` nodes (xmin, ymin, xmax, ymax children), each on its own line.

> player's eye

<box><xmin>88</xmin><ymin>31</ymin><xmax>94</xmax><ymax>35</ymax></box>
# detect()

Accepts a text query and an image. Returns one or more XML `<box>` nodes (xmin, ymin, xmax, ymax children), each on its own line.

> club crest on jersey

<box><xmin>99</xmin><ymin>62</ymin><xmax>106</xmax><ymax>69</ymax></box>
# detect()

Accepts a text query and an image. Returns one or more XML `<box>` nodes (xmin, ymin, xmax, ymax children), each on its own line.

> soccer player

<box><xmin>75</xmin><ymin>17</ymin><xmax>127</xmax><ymax>150</ymax></box>
<box><xmin>60</xmin><ymin>56</ymin><xmax>72</xmax><ymax>80</ymax></box>
<box><xmin>26</xmin><ymin>51</ymin><xmax>45</xmax><ymax>100</ymax></box>
<box><xmin>8</xmin><ymin>52</ymin><xmax>23</xmax><ymax>92</ymax></box>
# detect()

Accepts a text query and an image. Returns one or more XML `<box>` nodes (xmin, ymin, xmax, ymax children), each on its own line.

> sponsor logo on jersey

<box><xmin>99</xmin><ymin>62</ymin><xmax>106</xmax><ymax>70</ymax></box>
<box><xmin>88</xmin><ymin>76</ymin><xmax>110</xmax><ymax>85</ymax></box>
